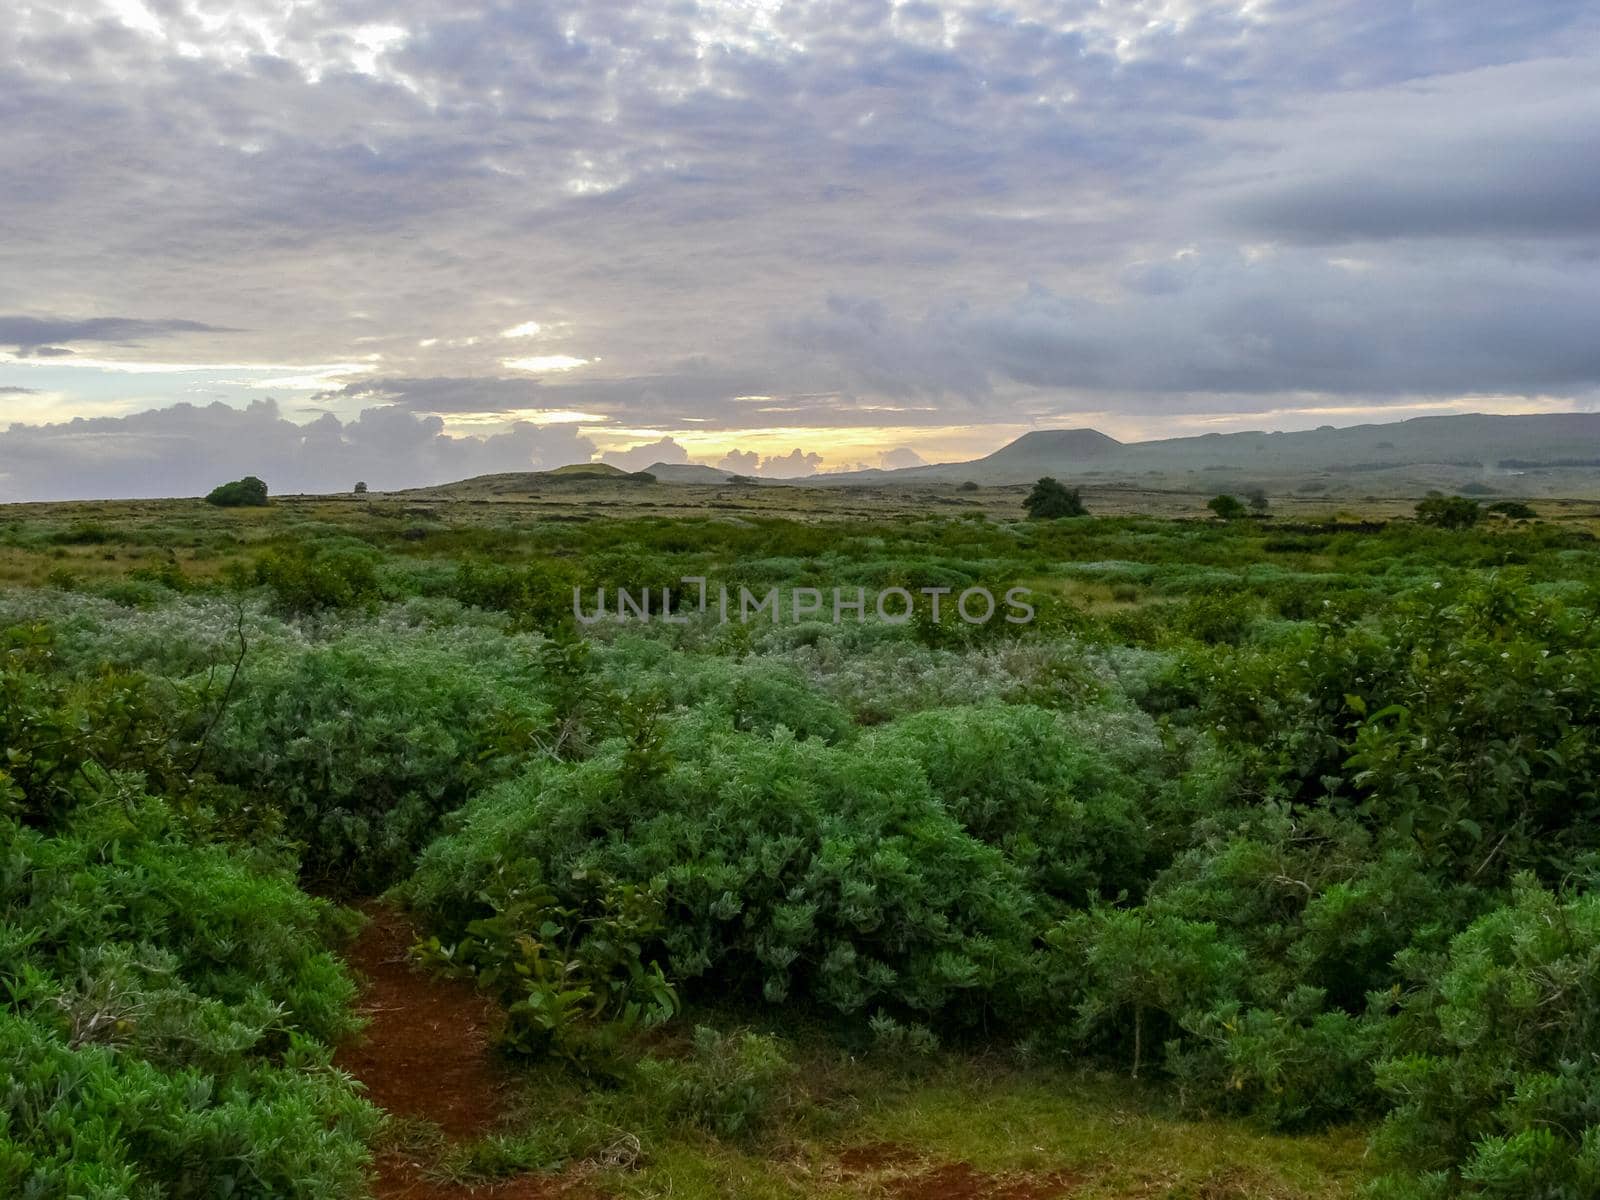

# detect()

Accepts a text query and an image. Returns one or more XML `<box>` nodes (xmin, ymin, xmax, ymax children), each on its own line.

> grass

<box><xmin>416</xmin><ymin>1039</ymin><xmax>1369</xmax><ymax>1199</ymax></box>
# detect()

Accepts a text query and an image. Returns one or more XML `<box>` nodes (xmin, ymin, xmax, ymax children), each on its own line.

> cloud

<box><xmin>323</xmin><ymin>376</ymin><xmax>544</xmax><ymax>413</ymax></box>
<box><xmin>0</xmin><ymin>385</ymin><xmax>37</xmax><ymax>394</ymax></box>
<box><xmin>600</xmin><ymin>436</ymin><xmax>687</xmax><ymax>472</ymax></box>
<box><xmin>503</xmin><ymin>355</ymin><xmax>590</xmax><ymax>373</ymax></box>
<box><xmin>717</xmin><ymin>449</ymin><xmax>760</xmax><ymax>473</ymax></box>
<box><xmin>879</xmin><ymin>446</ymin><xmax>926</xmax><ymax>469</ymax></box>
<box><xmin>1216</xmin><ymin>57</ymin><xmax>1600</xmax><ymax>243</ymax></box>
<box><xmin>759</xmin><ymin>448</ymin><xmax>824</xmax><ymax>478</ymax></box>
<box><xmin>2</xmin><ymin>0</ymin><xmax>1600</xmax><ymax>496</ymax></box>
<box><xmin>0</xmin><ymin>398</ymin><xmax>594</xmax><ymax>501</ymax></box>
<box><xmin>0</xmin><ymin>316</ymin><xmax>231</xmax><ymax>353</ymax></box>
<box><xmin>783</xmin><ymin>247</ymin><xmax>1600</xmax><ymax>399</ymax></box>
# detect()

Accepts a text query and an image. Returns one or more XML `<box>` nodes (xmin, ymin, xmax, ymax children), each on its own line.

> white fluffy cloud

<box><xmin>0</xmin><ymin>398</ymin><xmax>594</xmax><ymax>501</ymax></box>
<box><xmin>759</xmin><ymin>449</ymin><xmax>825</xmax><ymax>478</ymax></box>
<box><xmin>600</xmin><ymin>436</ymin><xmax>688</xmax><ymax>473</ymax></box>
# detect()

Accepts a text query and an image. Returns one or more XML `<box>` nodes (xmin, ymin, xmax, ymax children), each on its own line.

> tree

<box><xmin>1415</xmin><ymin>495</ymin><xmax>1480</xmax><ymax>529</ymax></box>
<box><xmin>1207</xmin><ymin>493</ymin><xmax>1247</xmax><ymax>521</ymax></box>
<box><xmin>1244</xmin><ymin>487</ymin><xmax>1269</xmax><ymax>516</ymax></box>
<box><xmin>353</xmin><ymin>481</ymin><xmax>368</xmax><ymax>494</ymax></box>
<box><xmin>958</xmin><ymin>480</ymin><xmax>980</xmax><ymax>492</ymax></box>
<box><xmin>1024</xmin><ymin>477</ymin><xmax>1086</xmax><ymax>519</ymax></box>
<box><xmin>1485</xmin><ymin>499</ymin><xmax>1535</xmax><ymax>520</ymax></box>
<box><xmin>204</xmin><ymin>475</ymin><xmax>270</xmax><ymax>507</ymax></box>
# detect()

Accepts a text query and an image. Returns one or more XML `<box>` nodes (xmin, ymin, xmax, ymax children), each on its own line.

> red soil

<box><xmin>337</xmin><ymin>904</ymin><xmax>586</xmax><ymax>1199</ymax></box>
<box><xmin>336</xmin><ymin>904</ymin><xmax>1078</xmax><ymax>1200</ymax></box>
<box><xmin>838</xmin><ymin>1141</ymin><xmax>1081</xmax><ymax>1200</ymax></box>
<box><xmin>335</xmin><ymin>902</ymin><xmax>508</xmax><ymax>1140</ymax></box>
<box><xmin>889</xmin><ymin>1162</ymin><xmax>1081</xmax><ymax>1200</ymax></box>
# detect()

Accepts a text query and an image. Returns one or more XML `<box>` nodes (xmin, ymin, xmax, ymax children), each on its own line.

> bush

<box><xmin>1369</xmin><ymin>880</ymin><xmax>1600</xmax><ymax>1198</ymax></box>
<box><xmin>1023</xmin><ymin>477</ymin><xmax>1087</xmax><ymax>519</ymax></box>
<box><xmin>1486</xmin><ymin>500</ymin><xmax>1536</xmax><ymax>520</ymax></box>
<box><xmin>0</xmin><ymin>799</ymin><xmax>376</xmax><ymax>1198</ymax></box>
<box><xmin>204</xmin><ymin>476</ymin><xmax>269</xmax><ymax>507</ymax></box>
<box><xmin>867</xmin><ymin>705</ymin><xmax>1154</xmax><ymax>904</ymax></box>
<box><xmin>1415</xmin><ymin>496</ymin><xmax>1480</xmax><ymax>529</ymax></box>
<box><xmin>209</xmin><ymin>631</ymin><xmax>549</xmax><ymax>888</ymax></box>
<box><xmin>417</xmin><ymin>871</ymin><xmax>678</xmax><ymax>1065</ymax></box>
<box><xmin>251</xmin><ymin>546</ymin><xmax>379</xmax><ymax>615</ymax></box>
<box><xmin>407</xmin><ymin>711</ymin><xmax>1045</xmax><ymax>1027</ymax></box>
<box><xmin>1208</xmin><ymin>494</ymin><xmax>1248</xmax><ymax>521</ymax></box>
<box><xmin>633</xmin><ymin>1027</ymin><xmax>797</xmax><ymax>1140</ymax></box>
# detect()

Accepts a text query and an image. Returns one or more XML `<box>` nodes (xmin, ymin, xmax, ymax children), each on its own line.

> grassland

<box><xmin>5</xmin><ymin>480</ymin><xmax>1600</xmax><ymax>1199</ymax></box>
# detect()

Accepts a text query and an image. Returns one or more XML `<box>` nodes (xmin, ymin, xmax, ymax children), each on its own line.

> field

<box><xmin>4</xmin><ymin>482</ymin><xmax>1600</xmax><ymax>1200</ymax></box>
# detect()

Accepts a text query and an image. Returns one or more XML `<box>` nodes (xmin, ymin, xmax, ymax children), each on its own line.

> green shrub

<box><xmin>1170</xmin><ymin>989</ymin><xmax>1385</xmax><ymax>1128</ymax></box>
<box><xmin>209</xmin><ymin>632</ymin><xmax>549</xmax><ymax>888</ymax></box>
<box><xmin>407</xmin><ymin>711</ymin><xmax>1044</xmax><ymax>1027</ymax></box>
<box><xmin>1486</xmin><ymin>500</ymin><xmax>1537</xmax><ymax>520</ymax></box>
<box><xmin>634</xmin><ymin>1027</ymin><xmax>798</xmax><ymax>1140</ymax></box>
<box><xmin>418</xmin><ymin>871</ymin><xmax>678</xmax><ymax>1066</ymax></box>
<box><xmin>1023</xmin><ymin>477</ymin><xmax>1087</xmax><ymax>519</ymax></box>
<box><xmin>0</xmin><ymin>624</ymin><xmax>204</xmax><ymax>828</ymax></box>
<box><xmin>1208</xmin><ymin>494</ymin><xmax>1248</xmax><ymax>521</ymax></box>
<box><xmin>205</xmin><ymin>476</ymin><xmax>270</xmax><ymax>507</ymax></box>
<box><xmin>1046</xmin><ymin>905</ymin><xmax>1246</xmax><ymax>1078</ymax></box>
<box><xmin>251</xmin><ymin>546</ymin><xmax>379</xmax><ymax>615</ymax></box>
<box><xmin>0</xmin><ymin>800</ymin><xmax>376</xmax><ymax>1198</ymax></box>
<box><xmin>1368</xmin><ymin>880</ymin><xmax>1600</xmax><ymax>1198</ymax></box>
<box><xmin>1415</xmin><ymin>496</ymin><xmax>1480</xmax><ymax>530</ymax></box>
<box><xmin>868</xmin><ymin>705</ymin><xmax>1154</xmax><ymax>904</ymax></box>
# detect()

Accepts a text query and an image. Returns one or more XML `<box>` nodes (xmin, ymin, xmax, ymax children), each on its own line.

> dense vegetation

<box><xmin>204</xmin><ymin>475</ymin><xmax>271</xmax><ymax>507</ymax></box>
<box><xmin>3</xmin><ymin>495</ymin><xmax>1598</xmax><ymax>1197</ymax></box>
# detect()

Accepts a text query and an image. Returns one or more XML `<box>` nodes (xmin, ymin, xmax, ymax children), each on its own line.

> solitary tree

<box><xmin>1244</xmin><ymin>487</ymin><xmax>1270</xmax><ymax>516</ymax></box>
<box><xmin>353</xmin><ymin>481</ymin><xmax>368</xmax><ymax>494</ymax></box>
<box><xmin>1024</xmin><ymin>476</ymin><xmax>1087</xmax><ymax>519</ymax></box>
<box><xmin>1415</xmin><ymin>495</ymin><xmax>1481</xmax><ymax>529</ymax></box>
<box><xmin>1207</xmin><ymin>493</ymin><xmax>1248</xmax><ymax>521</ymax></box>
<box><xmin>204</xmin><ymin>476</ymin><xmax>270</xmax><ymax>507</ymax></box>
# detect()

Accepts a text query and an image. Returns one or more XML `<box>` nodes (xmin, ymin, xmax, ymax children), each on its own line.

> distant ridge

<box><xmin>807</xmin><ymin>412</ymin><xmax>1600</xmax><ymax>497</ymax></box>
<box><xmin>644</xmin><ymin>462</ymin><xmax>738</xmax><ymax>483</ymax></box>
<box><xmin>544</xmin><ymin>462</ymin><xmax>629</xmax><ymax>477</ymax></box>
<box><xmin>410</xmin><ymin>412</ymin><xmax>1600</xmax><ymax>501</ymax></box>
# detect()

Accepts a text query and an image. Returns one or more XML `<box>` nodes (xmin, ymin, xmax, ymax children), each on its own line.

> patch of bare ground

<box><xmin>336</xmin><ymin>903</ymin><xmax>592</xmax><ymax>1199</ymax></box>
<box><xmin>835</xmin><ymin>1142</ymin><xmax>1082</xmax><ymax>1199</ymax></box>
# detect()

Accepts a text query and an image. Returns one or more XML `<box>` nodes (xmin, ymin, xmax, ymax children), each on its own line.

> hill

<box><xmin>811</xmin><ymin>412</ymin><xmax>1600</xmax><ymax>498</ymax></box>
<box><xmin>543</xmin><ymin>463</ymin><xmax>630</xmax><ymax>477</ymax></box>
<box><xmin>643</xmin><ymin>462</ymin><xmax>739</xmax><ymax>483</ymax></box>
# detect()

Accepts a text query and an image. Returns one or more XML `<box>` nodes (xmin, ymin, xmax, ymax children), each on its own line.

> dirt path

<box><xmin>336</xmin><ymin>903</ymin><xmax>580</xmax><ymax>1199</ymax></box>
<box><xmin>335</xmin><ymin>905</ymin><xmax>1080</xmax><ymax>1200</ymax></box>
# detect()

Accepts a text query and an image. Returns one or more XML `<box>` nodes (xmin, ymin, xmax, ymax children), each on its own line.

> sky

<box><xmin>2</xmin><ymin>0</ymin><xmax>1598</xmax><ymax>499</ymax></box>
